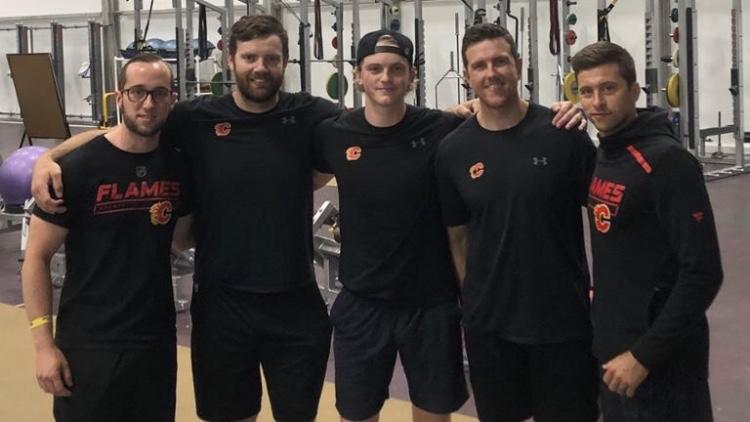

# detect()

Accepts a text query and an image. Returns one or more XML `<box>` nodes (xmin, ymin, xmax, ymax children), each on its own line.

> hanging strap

<box><xmin>198</xmin><ymin>4</ymin><xmax>209</xmax><ymax>60</ymax></box>
<box><xmin>549</xmin><ymin>0</ymin><xmax>560</xmax><ymax>55</ymax></box>
<box><xmin>313</xmin><ymin>0</ymin><xmax>324</xmax><ymax>59</ymax></box>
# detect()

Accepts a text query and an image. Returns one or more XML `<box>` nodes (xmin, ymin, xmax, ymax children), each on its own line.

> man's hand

<box><xmin>31</xmin><ymin>155</ymin><xmax>65</xmax><ymax>214</ymax></box>
<box><xmin>35</xmin><ymin>345</ymin><xmax>73</xmax><ymax>396</ymax></box>
<box><xmin>551</xmin><ymin>101</ymin><xmax>587</xmax><ymax>130</ymax></box>
<box><xmin>602</xmin><ymin>351</ymin><xmax>649</xmax><ymax>398</ymax></box>
<box><xmin>446</xmin><ymin>99</ymin><xmax>480</xmax><ymax>119</ymax></box>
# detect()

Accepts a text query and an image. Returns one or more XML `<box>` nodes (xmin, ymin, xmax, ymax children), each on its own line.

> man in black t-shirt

<box><xmin>22</xmin><ymin>54</ymin><xmax>190</xmax><ymax>422</ymax></box>
<box><xmin>313</xmin><ymin>30</ymin><xmax>468</xmax><ymax>422</ymax></box>
<box><xmin>573</xmin><ymin>42</ymin><xmax>722</xmax><ymax>422</ymax></box>
<box><xmin>30</xmin><ymin>16</ymin><xmax>338</xmax><ymax>422</ymax></box>
<box><xmin>315</xmin><ymin>29</ymin><xmax>587</xmax><ymax>422</ymax></box>
<box><xmin>435</xmin><ymin>24</ymin><xmax>599</xmax><ymax>422</ymax></box>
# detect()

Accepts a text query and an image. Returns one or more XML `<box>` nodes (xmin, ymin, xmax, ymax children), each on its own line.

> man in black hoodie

<box><xmin>572</xmin><ymin>42</ymin><xmax>723</xmax><ymax>422</ymax></box>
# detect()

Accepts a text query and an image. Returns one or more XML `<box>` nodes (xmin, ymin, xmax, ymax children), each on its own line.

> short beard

<box><xmin>123</xmin><ymin>114</ymin><xmax>163</xmax><ymax>138</ymax></box>
<box><xmin>236</xmin><ymin>72</ymin><xmax>283</xmax><ymax>104</ymax></box>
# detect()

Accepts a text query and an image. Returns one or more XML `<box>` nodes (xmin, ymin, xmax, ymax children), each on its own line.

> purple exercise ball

<box><xmin>0</xmin><ymin>146</ymin><xmax>48</xmax><ymax>206</ymax></box>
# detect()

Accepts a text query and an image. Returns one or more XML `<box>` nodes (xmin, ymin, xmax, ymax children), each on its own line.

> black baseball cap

<box><xmin>356</xmin><ymin>29</ymin><xmax>414</xmax><ymax>65</ymax></box>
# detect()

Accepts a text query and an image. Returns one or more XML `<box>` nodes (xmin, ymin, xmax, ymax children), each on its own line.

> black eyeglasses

<box><xmin>122</xmin><ymin>86</ymin><xmax>173</xmax><ymax>103</ymax></box>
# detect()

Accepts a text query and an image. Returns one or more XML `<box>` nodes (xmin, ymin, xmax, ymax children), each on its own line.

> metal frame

<box><xmin>526</xmin><ymin>0</ymin><xmax>538</xmax><ymax>103</ymax></box>
<box><xmin>643</xmin><ymin>0</ymin><xmax>670</xmax><ymax>109</ymax></box>
<box><xmin>730</xmin><ymin>0</ymin><xmax>745</xmax><ymax>168</ymax></box>
<box><xmin>11</xmin><ymin>22</ymin><xmax>105</xmax><ymax>124</ymax></box>
<box><xmin>677</xmin><ymin>0</ymin><xmax>699</xmax><ymax>155</ymax></box>
<box><xmin>414</xmin><ymin>0</ymin><xmax>425</xmax><ymax>107</ymax></box>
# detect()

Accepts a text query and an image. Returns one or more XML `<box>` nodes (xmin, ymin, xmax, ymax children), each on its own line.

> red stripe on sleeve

<box><xmin>627</xmin><ymin>145</ymin><xmax>653</xmax><ymax>174</ymax></box>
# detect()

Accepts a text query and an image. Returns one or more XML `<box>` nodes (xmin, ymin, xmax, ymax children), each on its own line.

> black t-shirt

<box><xmin>435</xmin><ymin>103</ymin><xmax>596</xmax><ymax>343</ymax></box>
<box><xmin>587</xmin><ymin>109</ymin><xmax>722</xmax><ymax>373</ymax></box>
<box><xmin>33</xmin><ymin>136</ymin><xmax>188</xmax><ymax>349</ymax></box>
<box><xmin>313</xmin><ymin>106</ymin><xmax>462</xmax><ymax>304</ymax></box>
<box><xmin>163</xmin><ymin>92</ymin><xmax>340</xmax><ymax>292</ymax></box>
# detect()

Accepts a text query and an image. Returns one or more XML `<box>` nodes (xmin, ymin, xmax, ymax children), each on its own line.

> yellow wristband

<box><xmin>29</xmin><ymin>315</ymin><xmax>52</xmax><ymax>329</ymax></box>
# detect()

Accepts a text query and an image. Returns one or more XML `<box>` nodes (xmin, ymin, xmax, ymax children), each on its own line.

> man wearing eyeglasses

<box><xmin>22</xmin><ymin>53</ymin><xmax>192</xmax><ymax>422</ymax></box>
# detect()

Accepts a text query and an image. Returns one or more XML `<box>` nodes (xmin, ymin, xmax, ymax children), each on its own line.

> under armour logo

<box><xmin>136</xmin><ymin>166</ymin><xmax>147</xmax><ymax>178</ymax></box>
<box><xmin>411</xmin><ymin>138</ymin><xmax>426</xmax><ymax>148</ymax></box>
<box><xmin>281</xmin><ymin>116</ymin><xmax>296</xmax><ymax>125</ymax></box>
<box><xmin>532</xmin><ymin>156</ymin><xmax>549</xmax><ymax>166</ymax></box>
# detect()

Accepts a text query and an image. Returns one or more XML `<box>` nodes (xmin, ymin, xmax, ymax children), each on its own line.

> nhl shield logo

<box><xmin>136</xmin><ymin>166</ymin><xmax>147</xmax><ymax>178</ymax></box>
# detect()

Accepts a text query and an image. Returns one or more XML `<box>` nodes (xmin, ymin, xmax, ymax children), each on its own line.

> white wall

<box><xmin>0</xmin><ymin>0</ymin><xmax>101</xmax><ymax>18</ymax></box>
<box><xmin>0</xmin><ymin>0</ymin><xmax>748</xmax><ymax>134</ymax></box>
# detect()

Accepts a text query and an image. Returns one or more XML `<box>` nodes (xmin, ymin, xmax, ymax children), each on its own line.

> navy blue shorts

<box><xmin>331</xmin><ymin>289</ymin><xmax>468</xmax><ymax>420</ymax></box>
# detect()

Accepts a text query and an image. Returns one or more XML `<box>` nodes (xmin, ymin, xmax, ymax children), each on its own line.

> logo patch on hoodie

<box><xmin>588</xmin><ymin>176</ymin><xmax>627</xmax><ymax>234</ymax></box>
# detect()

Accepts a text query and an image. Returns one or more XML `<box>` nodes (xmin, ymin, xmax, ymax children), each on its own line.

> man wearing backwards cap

<box><xmin>313</xmin><ymin>28</ymin><xmax>585</xmax><ymax>422</ymax></box>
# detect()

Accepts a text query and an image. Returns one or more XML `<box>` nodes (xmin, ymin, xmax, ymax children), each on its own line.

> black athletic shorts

<box><xmin>190</xmin><ymin>283</ymin><xmax>332</xmax><ymax>422</ymax></box>
<box><xmin>464</xmin><ymin>330</ymin><xmax>599</xmax><ymax>422</ymax></box>
<box><xmin>331</xmin><ymin>288</ymin><xmax>468</xmax><ymax>420</ymax></box>
<box><xmin>53</xmin><ymin>342</ymin><xmax>176</xmax><ymax>422</ymax></box>
<box><xmin>599</xmin><ymin>355</ymin><xmax>713</xmax><ymax>422</ymax></box>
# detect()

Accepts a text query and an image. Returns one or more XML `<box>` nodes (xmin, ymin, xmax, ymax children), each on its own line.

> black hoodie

<box><xmin>588</xmin><ymin>108</ymin><xmax>723</xmax><ymax>375</ymax></box>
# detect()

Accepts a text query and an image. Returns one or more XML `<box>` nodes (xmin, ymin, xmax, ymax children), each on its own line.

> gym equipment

<box><xmin>12</xmin><ymin>21</ymin><xmax>106</xmax><ymax>125</ymax></box>
<box><xmin>506</xmin><ymin>0</ymin><xmax>520</xmax><ymax>51</ymax></box>
<box><xmin>565</xmin><ymin>30</ymin><xmax>577</xmax><ymax>45</ymax></box>
<box><xmin>526</xmin><ymin>0</ymin><xmax>540</xmax><ymax>103</ymax></box>
<box><xmin>676</xmin><ymin>0</ymin><xmax>699</xmax><ymax>153</ymax></box>
<box><xmin>313</xmin><ymin>0</ymin><xmax>324</xmax><ymax>59</ymax></box>
<box><xmin>671</xmin><ymin>26</ymin><xmax>679</xmax><ymax>43</ymax></box>
<box><xmin>554</xmin><ymin>0</ymin><xmax>577</xmax><ymax>101</ymax></box>
<box><xmin>146</xmin><ymin>38</ymin><xmax>165</xmax><ymax>50</ymax></box>
<box><xmin>697</xmin><ymin>0</ymin><xmax>747</xmax><ymax>179</ymax></box>
<box><xmin>0</xmin><ymin>146</ymin><xmax>48</xmax><ymax>208</ymax></box>
<box><xmin>598</xmin><ymin>0</ymin><xmax>619</xmax><ymax>42</ymax></box>
<box><xmin>563</xmin><ymin>72</ymin><xmax>579</xmax><ymax>103</ymax></box>
<box><xmin>666</xmin><ymin>73</ymin><xmax>680</xmax><ymax>107</ymax></box>
<box><xmin>434</xmin><ymin>14</ymin><xmax>467</xmax><ymax>108</ymax></box>
<box><xmin>413</xmin><ymin>0</ymin><xmax>427</xmax><ymax>107</ymax></box>
<box><xmin>172</xmin><ymin>249</ymin><xmax>194</xmax><ymax>312</ymax></box>
<box><xmin>567</xmin><ymin>13</ymin><xmax>577</xmax><ymax>25</ymax></box>
<box><xmin>312</xmin><ymin>201</ymin><xmax>341</xmax><ymax>306</ymax></box>
<box><xmin>644</xmin><ymin>0</ymin><xmax>674</xmax><ymax>108</ymax></box>
<box><xmin>177</xmin><ymin>0</ymin><xmax>229</xmax><ymax>99</ymax></box>
<box><xmin>549</xmin><ymin>0</ymin><xmax>560</xmax><ymax>55</ymax></box>
<box><xmin>164</xmin><ymin>39</ymin><xmax>177</xmax><ymax>52</ymax></box>
<box><xmin>670</xmin><ymin>7</ymin><xmax>679</xmax><ymax>23</ymax></box>
<box><xmin>326</xmin><ymin>72</ymin><xmax>349</xmax><ymax>100</ymax></box>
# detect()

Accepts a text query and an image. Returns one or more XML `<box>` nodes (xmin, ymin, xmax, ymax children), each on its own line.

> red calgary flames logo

<box><xmin>469</xmin><ymin>162</ymin><xmax>485</xmax><ymax>179</ymax></box>
<box><xmin>346</xmin><ymin>146</ymin><xmax>362</xmax><ymax>161</ymax></box>
<box><xmin>214</xmin><ymin>122</ymin><xmax>231</xmax><ymax>137</ymax></box>
<box><xmin>593</xmin><ymin>203</ymin><xmax>612</xmax><ymax>233</ymax></box>
<box><xmin>149</xmin><ymin>201</ymin><xmax>173</xmax><ymax>225</ymax></box>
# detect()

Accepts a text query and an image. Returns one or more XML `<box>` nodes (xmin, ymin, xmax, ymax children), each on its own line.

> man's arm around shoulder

<box><xmin>31</xmin><ymin>129</ymin><xmax>109</xmax><ymax>214</ymax></box>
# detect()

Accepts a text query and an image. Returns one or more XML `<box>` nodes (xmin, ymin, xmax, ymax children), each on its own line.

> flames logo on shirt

<box><xmin>469</xmin><ymin>162</ymin><xmax>485</xmax><ymax>179</ymax></box>
<box><xmin>214</xmin><ymin>122</ymin><xmax>231</xmax><ymax>137</ymax></box>
<box><xmin>592</xmin><ymin>203</ymin><xmax>612</xmax><ymax>233</ymax></box>
<box><xmin>149</xmin><ymin>201</ymin><xmax>174</xmax><ymax>225</ymax></box>
<box><xmin>346</xmin><ymin>146</ymin><xmax>362</xmax><ymax>161</ymax></box>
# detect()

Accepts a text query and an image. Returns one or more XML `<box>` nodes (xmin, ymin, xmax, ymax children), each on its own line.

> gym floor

<box><xmin>1</xmin><ymin>124</ymin><xmax>748</xmax><ymax>421</ymax></box>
